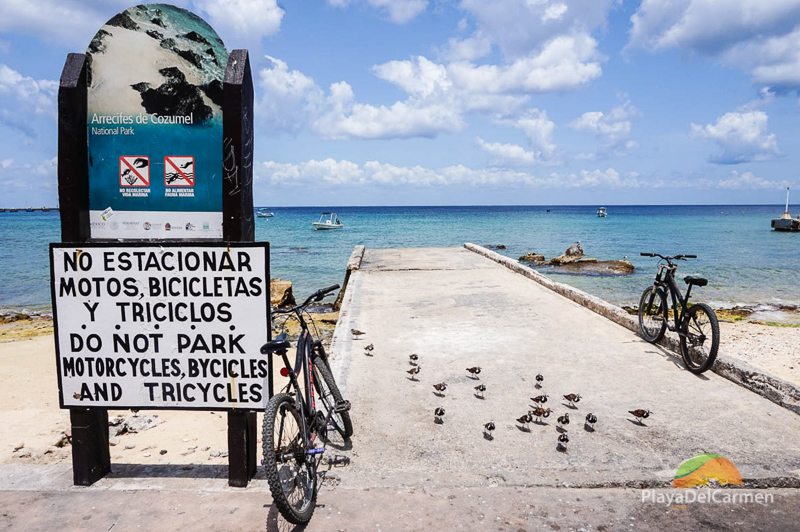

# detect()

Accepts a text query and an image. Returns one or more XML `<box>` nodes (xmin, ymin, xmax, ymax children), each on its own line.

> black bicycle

<box><xmin>261</xmin><ymin>284</ymin><xmax>353</xmax><ymax>524</ymax></box>
<box><xmin>638</xmin><ymin>253</ymin><xmax>720</xmax><ymax>374</ymax></box>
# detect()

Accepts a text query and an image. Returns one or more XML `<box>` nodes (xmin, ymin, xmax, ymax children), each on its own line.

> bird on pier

<box><xmin>629</xmin><ymin>409</ymin><xmax>652</xmax><ymax>424</ymax></box>
<box><xmin>364</xmin><ymin>343</ymin><xmax>374</xmax><ymax>351</ymax></box>
<box><xmin>558</xmin><ymin>433</ymin><xmax>569</xmax><ymax>444</ymax></box>
<box><xmin>557</xmin><ymin>413</ymin><xmax>570</xmax><ymax>426</ymax></box>
<box><xmin>530</xmin><ymin>407</ymin><xmax>552</xmax><ymax>422</ymax></box>
<box><xmin>407</xmin><ymin>366</ymin><xmax>421</xmax><ymax>380</ymax></box>
<box><xmin>516</xmin><ymin>413</ymin><xmax>531</xmax><ymax>426</ymax></box>
<box><xmin>585</xmin><ymin>413</ymin><xmax>597</xmax><ymax>426</ymax></box>
<box><xmin>535</xmin><ymin>374</ymin><xmax>544</xmax><ymax>388</ymax></box>
<box><xmin>466</xmin><ymin>367</ymin><xmax>481</xmax><ymax>378</ymax></box>
<box><xmin>474</xmin><ymin>384</ymin><xmax>486</xmax><ymax>398</ymax></box>
<box><xmin>433</xmin><ymin>382</ymin><xmax>447</xmax><ymax>395</ymax></box>
<box><xmin>351</xmin><ymin>329</ymin><xmax>365</xmax><ymax>337</ymax></box>
<box><xmin>434</xmin><ymin>407</ymin><xmax>445</xmax><ymax>424</ymax></box>
<box><xmin>484</xmin><ymin>421</ymin><xmax>495</xmax><ymax>439</ymax></box>
<box><xmin>409</xmin><ymin>354</ymin><xmax>419</xmax><ymax>365</ymax></box>
<box><xmin>563</xmin><ymin>394</ymin><xmax>582</xmax><ymax>408</ymax></box>
<box><xmin>531</xmin><ymin>394</ymin><xmax>548</xmax><ymax>405</ymax></box>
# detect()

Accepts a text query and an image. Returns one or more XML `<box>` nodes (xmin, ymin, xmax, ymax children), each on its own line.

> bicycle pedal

<box><xmin>334</xmin><ymin>400</ymin><xmax>351</xmax><ymax>413</ymax></box>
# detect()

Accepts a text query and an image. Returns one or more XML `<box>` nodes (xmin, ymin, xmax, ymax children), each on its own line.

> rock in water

<box><xmin>550</xmin><ymin>242</ymin><xmax>585</xmax><ymax>265</ymax></box>
<box><xmin>565</xmin><ymin>241</ymin><xmax>584</xmax><ymax>257</ymax></box>
<box><xmin>271</xmin><ymin>279</ymin><xmax>296</xmax><ymax>308</ymax></box>
<box><xmin>519</xmin><ymin>252</ymin><xmax>546</xmax><ymax>263</ymax></box>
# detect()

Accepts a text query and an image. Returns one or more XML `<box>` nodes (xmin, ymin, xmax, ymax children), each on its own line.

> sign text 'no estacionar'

<box><xmin>50</xmin><ymin>243</ymin><xmax>269</xmax><ymax>410</ymax></box>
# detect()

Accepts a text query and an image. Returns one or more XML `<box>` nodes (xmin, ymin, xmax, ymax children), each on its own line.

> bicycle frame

<box><xmin>652</xmin><ymin>263</ymin><xmax>694</xmax><ymax>332</ymax></box>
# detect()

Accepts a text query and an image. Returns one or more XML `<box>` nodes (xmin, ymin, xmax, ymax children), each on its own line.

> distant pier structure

<box><xmin>0</xmin><ymin>207</ymin><xmax>57</xmax><ymax>212</ymax></box>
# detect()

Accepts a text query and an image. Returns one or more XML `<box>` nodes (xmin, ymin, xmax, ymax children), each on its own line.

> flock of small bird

<box><xmin>352</xmin><ymin>327</ymin><xmax>653</xmax><ymax>453</ymax></box>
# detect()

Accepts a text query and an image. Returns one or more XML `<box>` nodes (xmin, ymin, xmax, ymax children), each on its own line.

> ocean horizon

<box><xmin>2</xmin><ymin>203</ymin><xmax>798</xmax><ymax>314</ymax></box>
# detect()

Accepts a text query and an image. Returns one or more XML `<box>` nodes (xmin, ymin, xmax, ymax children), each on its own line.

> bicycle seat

<box><xmin>684</xmin><ymin>275</ymin><xmax>708</xmax><ymax>287</ymax></box>
<box><xmin>260</xmin><ymin>332</ymin><xmax>291</xmax><ymax>354</ymax></box>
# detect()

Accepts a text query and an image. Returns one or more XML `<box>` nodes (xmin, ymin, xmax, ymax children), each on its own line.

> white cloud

<box><xmin>448</xmin><ymin>34</ymin><xmax>602</xmax><ymax>94</ymax></box>
<box><xmin>440</xmin><ymin>33</ymin><xmax>493</xmax><ymax>62</ymax></box>
<box><xmin>257</xmin><ymin>158</ymin><xmax>650</xmax><ymax>189</ymax></box>
<box><xmin>717</xmin><ymin>170</ymin><xmax>788</xmax><ymax>190</ymax></box>
<box><xmin>373</xmin><ymin>56</ymin><xmax>452</xmax><ymax>98</ymax></box>
<box><xmin>571</xmin><ymin>98</ymin><xmax>638</xmax><ymax>153</ymax></box>
<box><xmin>476</xmin><ymin>138</ymin><xmax>537</xmax><ymax>166</ymax></box>
<box><xmin>313</xmin><ymin>81</ymin><xmax>464</xmax><ymax>139</ymax></box>
<box><xmin>328</xmin><ymin>0</ymin><xmax>428</xmax><ymax>24</ymax></box>
<box><xmin>503</xmin><ymin>108</ymin><xmax>557</xmax><ymax>157</ymax></box>
<box><xmin>691</xmin><ymin>110</ymin><xmax>780</xmax><ymax>164</ymax></box>
<box><xmin>256</xmin><ymin>56</ymin><xmax>323</xmax><ymax>133</ymax></box>
<box><xmin>0</xmin><ymin>64</ymin><xmax>58</xmax><ymax>138</ymax></box>
<box><xmin>459</xmin><ymin>0</ymin><xmax>613</xmax><ymax>59</ymax></box>
<box><xmin>628</xmin><ymin>1</ymin><xmax>800</xmax><ymax>88</ymax></box>
<box><xmin>0</xmin><ymin>156</ymin><xmax>57</xmax><ymax>190</ymax></box>
<box><xmin>195</xmin><ymin>0</ymin><xmax>284</xmax><ymax>44</ymax></box>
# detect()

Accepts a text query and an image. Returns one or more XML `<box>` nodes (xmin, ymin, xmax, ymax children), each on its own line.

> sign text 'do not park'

<box><xmin>50</xmin><ymin>243</ymin><xmax>269</xmax><ymax>410</ymax></box>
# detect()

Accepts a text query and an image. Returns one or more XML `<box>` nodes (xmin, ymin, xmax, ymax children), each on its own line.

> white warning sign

<box><xmin>50</xmin><ymin>242</ymin><xmax>271</xmax><ymax>410</ymax></box>
<box><xmin>119</xmin><ymin>156</ymin><xmax>150</xmax><ymax>187</ymax></box>
<box><xmin>164</xmin><ymin>156</ymin><xmax>195</xmax><ymax>187</ymax></box>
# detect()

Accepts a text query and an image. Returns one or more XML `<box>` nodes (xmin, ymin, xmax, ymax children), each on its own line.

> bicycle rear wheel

<box><xmin>313</xmin><ymin>356</ymin><xmax>353</xmax><ymax>440</ymax></box>
<box><xmin>679</xmin><ymin>303</ymin><xmax>720</xmax><ymax>374</ymax></box>
<box><xmin>263</xmin><ymin>393</ymin><xmax>318</xmax><ymax>525</ymax></box>
<box><xmin>638</xmin><ymin>286</ymin><xmax>667</xmax><ymax>343</ymax></box>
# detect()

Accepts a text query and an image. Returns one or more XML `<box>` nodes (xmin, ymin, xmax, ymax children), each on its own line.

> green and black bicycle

<box><xmin>638</xmin><ymin>253</ymin><xmax>720</xmax><ymax>374</ymax></box>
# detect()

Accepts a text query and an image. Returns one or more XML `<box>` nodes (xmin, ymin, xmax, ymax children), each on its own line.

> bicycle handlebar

<box><xmin>640</xmin><ymin>252</ymin><xmax>697</xmax><ymax>262</ymax></box>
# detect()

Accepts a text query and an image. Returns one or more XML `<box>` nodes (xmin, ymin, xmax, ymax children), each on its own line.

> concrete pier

<box><xmin>2</xmin><ymin>246</ymin><xmax>800</xmax><ymax>530</ymax></box>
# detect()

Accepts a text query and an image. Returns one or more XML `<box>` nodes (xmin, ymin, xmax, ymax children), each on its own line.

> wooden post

<box><xmin>222</xmin><ymin>49</ymin><xmax>261</xmax><ymax>487</ymax></box>
<box><xmin>58</xmin><ymin>53</ymin><xmax>111</xmax><ymax>486</ymax></box>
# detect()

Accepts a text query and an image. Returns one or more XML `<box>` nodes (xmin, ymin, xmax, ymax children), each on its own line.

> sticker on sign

<box><xmin>49</xmin><ymin>242</ymin><xmax>271</xmax><ymax>410</ymax></box>
<box><xmin>165</xmin><ymin>155</ymin><xmax>195</xmax><ymax>187</ymax></box>
<box><xmin>119</xmin><ymin>156</ymin><xmax>150</xmax><ymax>187</ymax></box>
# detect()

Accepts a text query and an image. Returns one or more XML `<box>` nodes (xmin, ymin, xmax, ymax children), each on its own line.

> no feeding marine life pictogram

<box><xmin>119</xmin><ymin>156</ymin><xmax>150</xmax><ymax>187</ymax></box>
<box><xmin>165</xmin><ymin>155</ymin><xmax>195</xmax><ymax>186</ymax></box>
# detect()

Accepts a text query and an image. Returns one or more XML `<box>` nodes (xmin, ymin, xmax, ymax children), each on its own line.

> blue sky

<box><xmin>1</xmin><ymin>0</ymin><xmax>800</xmax><ymax>206</ymax></box>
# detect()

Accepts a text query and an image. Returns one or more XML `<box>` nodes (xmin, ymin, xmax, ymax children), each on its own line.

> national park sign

<box><xmin>86</xmin><ymin>4</ymin><xmax>226</xmax><ymax>239</ymax></box>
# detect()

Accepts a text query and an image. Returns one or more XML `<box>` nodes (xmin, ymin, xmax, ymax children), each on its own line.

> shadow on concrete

<box><xmin>265</xmin><ymin>503</ymin><xmax>307</xmax><ymax>532</ymax></box>
<box><xmin>107</xmin><ymin>463</ymin><xmax>266</xmax><ymax>480</ymax></box>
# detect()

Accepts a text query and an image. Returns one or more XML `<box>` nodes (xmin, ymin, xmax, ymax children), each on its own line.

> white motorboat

<box><xmin>596</xmin><ymin>207</ymin><xmax>608</xmax><ymax>218</ymax></box>
<box><xmin>256</xmin><ymin>210</ymin><xmax>274</xmax><ymax>218</ymax></box>
<box><xmin>312</xmin><ymin>212</ymin><xmax>343</xmax><ymax>230</ymax></box>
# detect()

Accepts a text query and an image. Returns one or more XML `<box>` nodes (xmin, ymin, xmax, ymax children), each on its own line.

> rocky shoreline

<box><xmin>518</xmin><ymin>242</ymin><xmax>635</xmax><ymax>276</ymax></box>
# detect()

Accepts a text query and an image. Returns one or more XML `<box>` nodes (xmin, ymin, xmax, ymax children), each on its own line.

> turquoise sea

<box><xmin>1</xmin><ymin>205</ymin><xmax>798</xmax><ymax>314</ymax></box>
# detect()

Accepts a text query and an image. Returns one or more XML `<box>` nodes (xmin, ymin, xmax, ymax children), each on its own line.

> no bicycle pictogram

<box><xmin>119</xmin><ymin>156</ymin><xmax>150</xmax><ymax>187</ymax></box>
<box><xmin>164</xmin><ymin>156</ymin><xmax>195</xmax><ymax>187</ymax></box>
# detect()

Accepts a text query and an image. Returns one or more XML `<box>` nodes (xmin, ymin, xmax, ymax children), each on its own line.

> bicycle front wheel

<box><xmin>638</xmin><ymin>286</ymin><xmax>667</xmax><ymax>343</ymax></box>
<box><xmin>679</xmin><ymin>303</ymin><xmax>720</xmax><ymax>374</ymax></box>
<box><xmin>313</xmin><ymin>356</ymin><xmax>353</xmax><ymax>440</ymax></box>
<box><xmin>263</xmin><ymin>393</ymin><xmax>318</xmax><ymax>525</ymax></box>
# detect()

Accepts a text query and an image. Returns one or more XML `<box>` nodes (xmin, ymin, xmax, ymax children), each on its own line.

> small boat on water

<box><xmin>596</xmin><ymin>207</ymin><xmax>608</xmax><ymax>218</ymax></box>
<box><xmin>771</xmin><ymin>187</ymin><xmax>800</xmax><ymax>232</ymax></box>
<box><xmin>256</xmin><ymin>210</ymin><xmax>274</xmax><ymax>218</ymax></box>
<box><xmin>312</xmin><ymin>212</ymin><xmax>343</xmax><ymax>230</ymax></box>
